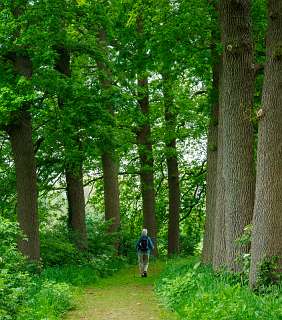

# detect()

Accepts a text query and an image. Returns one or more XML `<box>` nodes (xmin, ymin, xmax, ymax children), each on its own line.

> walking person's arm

<box><xmin>148</xmin><ymin>237</ymin><xmax>154</xmax><ymax>251</ymax></box>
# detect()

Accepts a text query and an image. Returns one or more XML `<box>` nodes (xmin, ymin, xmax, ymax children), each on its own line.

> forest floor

<box><xmin>64</xmin><ymin>260</ymin><xmax>179</xmax><ymax>320</ymax></box>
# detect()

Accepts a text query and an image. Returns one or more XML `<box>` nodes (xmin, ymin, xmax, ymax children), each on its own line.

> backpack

<box><xmin>138</xmin><ymin>236</ymin><xmax>149</xmax><ymax>252</ymax></box>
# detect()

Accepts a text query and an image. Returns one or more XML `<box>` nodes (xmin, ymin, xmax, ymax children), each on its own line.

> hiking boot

<box><xmin>143</xmin><ymin>271</ymin><xmax>147</xmax><ymax>277</ymax></box>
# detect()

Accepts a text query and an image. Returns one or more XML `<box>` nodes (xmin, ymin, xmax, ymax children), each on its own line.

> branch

<box><xmin>192</xmin><ymin>90</ymin><xmax>207</xmax><ymax>98</ymax></box>
<box><xmin>34</xmin><ymin>137</ymin><xmax>44</xmax><ymax>154</ymax></box>
<box><xmin>179</xmin><ymin>186</ymin><xmax>206</xmax><ymax>222</ymax></box>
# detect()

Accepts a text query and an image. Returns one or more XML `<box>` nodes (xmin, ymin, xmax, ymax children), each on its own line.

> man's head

<box><xmin>141</xmin><ymin>228</ymin><xmax>148</xmax><ymax>236</ymax></box>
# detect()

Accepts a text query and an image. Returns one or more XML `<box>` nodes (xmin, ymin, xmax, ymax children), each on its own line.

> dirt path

<box><xmin>64</xmin><ymin>261</ymin><xmax>178</xmax><ymax>320</ymax></box>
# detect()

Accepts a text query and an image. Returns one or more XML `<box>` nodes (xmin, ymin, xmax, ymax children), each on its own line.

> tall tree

<box><xmin>219</xmin><ymin>0</ymin><xmax>256</xmax><ymax>270</ymax></box>
<box><xmin>249</xmin><ymin>0</ymin><xmax>282</xmax><ymax>287</ymax></box>
<box><xmin>96</xmin><ymin>30</ymin><xmax>121</xmax><ymax>234</ymax></box>
<box><xmin>162</xmin><ymin>72</ymin><xmax>181</xmax><ymax>256</ymax></box>
<box><xmin>135</xmin><ymin>14</ymin><xmax>158</xmax><ymax>252</ymax></box>
<box><xmin>136</xmin><ymin>75</ymin><xmax>158</xmax><ymax>253</ymax></box>
<box><xmin>6</xmin><ymin>55</ymin><xmax>40</xmax><ymax>261</ymax></box>
<box><xmin>202</xmin><ymin>27</ymin><xmax>220</xmax><ymax>264</ymax></box>
<box><xmin>212</xmin><ymin>78</ymin><xmax>227</xmax><ymax>270</ymax></box>
<box><xmin>55</xmin><ymin>47</ymin><xmax>87</xmax><ymax>250</ymax></box>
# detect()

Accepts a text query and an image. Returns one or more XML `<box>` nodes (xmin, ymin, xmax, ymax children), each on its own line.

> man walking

<box><xmin>136</xmin><ymin>228</ymin><xmax>154</xmax><ymax>277</ymax></box>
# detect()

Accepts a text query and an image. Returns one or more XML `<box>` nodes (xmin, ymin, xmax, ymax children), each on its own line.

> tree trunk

<box><xmin>249</xmin><ymin>0</ymin><xmax>282</xmax><ymax>287</ymax></box>
<box><xmin>136</xmin><ymin>14</ymin><xmax>157</xmax><ymax>253</ymax></box>
<box><xmin>7</xmin><ymin>110</ymin><xmax>40</xmax><ymax>261</ymax></box>
<box><xmin>162</xmin><ymin>73</ymin><xmax>180</xmax><ymax>256</ymax></box>
<box><xmin>202</xmin><ymin>27</ymin><xmax>220</xmax><ymax>265</ymax></box>
<box><xmin>136</xmin><ymin>76</ymin><xmax>158</xmax><ymax>254</ymax></box>
<box><xmin>219</xmin><ymin>0</ymin><xmax>255</xmax><ymax>271</ymax></box>
<box><xmin>96</xmin><ymin>30</ymin><xmax>121</xmax><ymax>234</ymax></box>
<box><xmin>6</xmin><ymin>54</ymin><xmax>40</xmax><ymax>261</ymax></box>
<box><xmin>65</xmin><ymin>164</ymin><xmax>87</xmax><ymax>250</ymax></box>
<box><xmin>212</xmin><ymin>97</ymin><xmax>227</xmax><ymax>270</ymax></box>
<box><xmin>102</xmin><ymin>152</ymin><xmax>121</xmax><ymax>233</ymax></box>
<box><xmin>55</xmin><ymin>47</ymin><xmax>87</xmax><ymax>249</ymax></box>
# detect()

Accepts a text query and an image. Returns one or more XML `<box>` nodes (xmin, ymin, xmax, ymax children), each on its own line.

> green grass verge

<box><xmin>13</xmin><ymin>257</ymin><xmax>126</xmax><ymax>320</ymax></box>
<box><xmin>156</xmin><ymin>257</ymin><xmax>282</xmax><ymax>320</ymax></box>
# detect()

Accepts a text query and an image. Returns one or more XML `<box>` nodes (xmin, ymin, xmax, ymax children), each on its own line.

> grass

<box><xmin>65</xmin><ymin>260</ymin><xmax>179</xmax><ymax>320</ymax></box>
<box><xmin>156</xmin><ymin>258</ymin><xmax>282</xmax><ymax>320</ymax></box>
<box><xmin>6</xmin><ymin>256</ymin><xmax>281</xmax><ymax>320</ymax></box>
<box><xmin>13</xmin><ymin>257</ymin><xmax>125</xmax><ymax>320</ymax></box>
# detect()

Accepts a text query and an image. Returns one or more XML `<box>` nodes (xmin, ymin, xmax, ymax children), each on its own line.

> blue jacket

<box><xmin>136</xmin><ymin>236</ymin><xmax>154</xmax><ymax>253</ymax></box>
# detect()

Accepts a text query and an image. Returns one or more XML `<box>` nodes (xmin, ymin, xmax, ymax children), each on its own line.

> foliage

<box><xmin>17</xmin><ymin>281</ymin><xmax>73</xmax><ymax>320</ymax></box>
<box><xmin>257</xmin><ymin>256</ymin><xmax>282</xmax><ymax>289</ymax></box>
<box><xmin>40</xmin><ymin>232</ymin><xmax>84</xmax><ymax>267</ymax></box>
<box><xmin>233</xmin><ymin>224</ymin><xmax>253</xmax><ymax>285</ymax></box>
<box><xmin>0</xmin><ymin>217</ymin><xmax>30</xmax><ymax>319</ymax></box>
<box><xmin>0</xmin><ymin>216</ymin><xmax>125</xmax><ymax>319</ymax></box>
<box><xmin>156</xmin><ymin>258</ymin><xmax>282</xmax><ymax>320</ymax></box>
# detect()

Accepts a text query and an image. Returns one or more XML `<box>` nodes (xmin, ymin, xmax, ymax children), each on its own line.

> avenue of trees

<box><xmin>0</xmin><ymin>0</ymin><xmax>281</xmax><ymax>292</ymax></box>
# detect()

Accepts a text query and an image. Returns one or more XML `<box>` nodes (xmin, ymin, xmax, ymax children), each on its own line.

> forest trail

<box><xmin>65</xmin><ymin>261</ymin><xmax>179</xmax><ymax>320</ymax></box>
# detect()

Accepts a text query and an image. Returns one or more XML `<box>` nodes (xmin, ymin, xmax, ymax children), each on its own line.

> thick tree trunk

<box><xmin>102</xmin><ymin>152</ymin><xmax>121</xmax><ymax>233</ymax></box>
<box><xmin>202</xmin><ymin>29</ymin><xmax>220</xmax><ymax>265</ymax></box>
<box><xmin>7</xmin><ymin>110</ymin><xmax>40</xmax><ymax>261</ymax></box>
<box><xmin>219</xmin><ymin>0</ymin><xmax>255</xmax><ymax>270</ymax></box>
<box><xmin>55</xmin><ymin>48</ymin><xmax>87</xmax><ymax>249</ymax></box>
<box><xmin>6</xmin><ymin>55</ymin><xmax>40</xmax><ymax>261</ymax></box>
<box><xmin>136</xmin><ymin>77</ymin><xmax>158</xmax><ymax>254</ymax></box>
<box><xmin>162</xmin><ymin>73</ymin><xmax>180</xmax><ymax>256</ymax></box>
<box><xmin>249</xmin><ymin>0</ymin><xmax>282</xmax><ymax>287</ymax></box>
<box><xmin>65</xmin><ymin>164</ymin><xmax>87</xmax><ymax>250</ymax></box>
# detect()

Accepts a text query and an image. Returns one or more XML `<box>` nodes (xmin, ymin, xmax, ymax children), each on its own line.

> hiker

<box><xmin>136</xmin><ymin>228</ymin><xmax>154</xmax><ymax>277</ymax></box>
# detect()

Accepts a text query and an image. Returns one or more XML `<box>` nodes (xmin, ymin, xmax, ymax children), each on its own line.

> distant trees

<box><xmin>0</xmin><ymin>0</ymin><xmax>208</xmax><ymax>261</ymax></box>
<box><xmin>163</xmin><ymin>72</ymin><xmax>181</xmax><ymax>256</ymax></box>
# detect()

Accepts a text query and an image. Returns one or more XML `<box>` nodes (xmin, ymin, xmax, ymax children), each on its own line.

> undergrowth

<box><xmin>156</xmin><ymin>258</ymin><xmax>282</xmax><ymax>320</ymax></box>
<box><xmin>0</xmin><ymin>216</ymin><xmax>126</xmax><ymax>320</ymax></box>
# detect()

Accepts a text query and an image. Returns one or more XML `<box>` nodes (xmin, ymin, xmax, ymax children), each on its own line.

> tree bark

<box><xmin>136</xmin><ymin>76</ymin><xmax>158</xmax><ymax>254</ymax></box>
<box><xmin>202</xmin><ymin>32</ymin><xmax>220</xmax><ymax>264</ymax></box>
<box><xmin>55</xmin><ymin>47</ymin><xmax>87</xmax><ymax>249</ymax></box>
<box><xmin>249</xmin><ymin>0</ymin><xmax>282</xmax><ymax>287</ymax></box>
<box><xmin>96</xmin><ymin>30</ymin><xmax>121</xmax><ymax>234</ymax></box>
<box><xmin>219</xmin><ymin>0</ymin><xmax>256</xmax><ymax>271</ymax></box>
<box><xmin>202</xmin><ymin>67</ymin><xmax>219</xmax><ymax>264</ymax></box>
<box><xmin>136</xmin><ymin>14</ymin><xmax>157</xmax><ymax>253</ymax></box>
<box><xmin>162</xmin><ymin>73</ymin><xmax>180</xmax><ymax>256</ymax></box>
<box><xmin>65</xmin><ymin>164</ymin><xmax>87</xmax><ymax>250</ymax></box>
<box><xmin>212</xmin><ymin>95</ymin><xmax>227</xmax><ymax>270</ymax></box>
<box><xmin>102</xmin><ymin>152</ymin><xmax>121</xmax><ymax>233</ymax></box>
<box><xmin>6</xmin><ymin>55</ymin><xmax>40</xmax><ymax>261</ymax></box>
<box><xmin>7</xmin><ymin>110</ymin><xmax>40</xmax><ymax>261</ymax></box>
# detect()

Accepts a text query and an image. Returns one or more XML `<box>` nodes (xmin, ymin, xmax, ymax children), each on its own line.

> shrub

<box><xmin>0</xmin><ymin>215</ymin><xmax>125</xmax><ymax>320</ymax></box>
<box><xmin>40</xmin><ymin>229</ymin><xmax>82</xmax><ymax>266</ymax></box>
<box><xmin>17</xmin><ymin>281</ymin><xmax>73</xmax><ymax>320</ymax></box>
<box><xmin>0</xmin><ymin>217</ymin><xmax>31</xmax><ymax>319</ymax></box>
